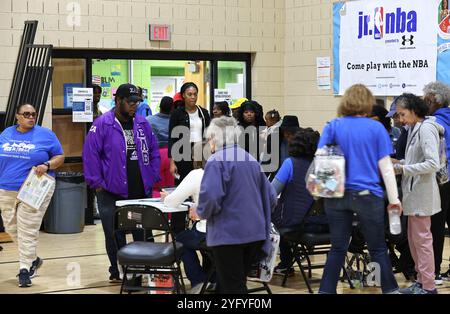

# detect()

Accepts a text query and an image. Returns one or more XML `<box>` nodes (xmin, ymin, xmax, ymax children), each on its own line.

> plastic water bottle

<box><xmin>389</xmin><ymin>209</ymin><xmax>402</xmax><ymax>235</ymax></box>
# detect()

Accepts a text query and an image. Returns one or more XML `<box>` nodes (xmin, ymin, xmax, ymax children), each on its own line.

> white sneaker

<box><xmin>188</xmin><ymin>283</ymin><xmax>204</xmax><ymax>294</ymax></box>
<box><xmin>435</xmin><ymin>275</ymin><xmax>443</xmax><ymax>286</ymax></box>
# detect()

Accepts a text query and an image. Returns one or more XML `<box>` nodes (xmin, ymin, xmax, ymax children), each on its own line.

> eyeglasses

<box><xmin>18</xmin><ymin>112</ymin><xmax>37</xmax><ymax>119</ymax></box>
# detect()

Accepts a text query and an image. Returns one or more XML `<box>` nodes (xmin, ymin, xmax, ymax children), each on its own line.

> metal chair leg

<box><xmin>296</xmin><ymin>256</ymin><xmax>313</xmax><ymax>294</ymax></box>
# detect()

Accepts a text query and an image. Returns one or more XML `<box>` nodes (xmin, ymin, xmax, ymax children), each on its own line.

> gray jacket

<box><xmin>401</xmin><ymin>118</ymin><xmax>443</xmax><ymax>217</ymax></box>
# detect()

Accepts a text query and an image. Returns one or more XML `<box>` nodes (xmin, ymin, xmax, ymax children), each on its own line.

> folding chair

<box><xmin>115</xmin><ymin>205</ymin><xmax>186</xmax><ymax>294</ymax></box>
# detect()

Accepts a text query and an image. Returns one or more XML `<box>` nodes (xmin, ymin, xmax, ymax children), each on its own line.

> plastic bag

<box><xmin>436</xmin><ymin>136</ymin><xmax>449</xmax><ymax>186</ymax></box>
<box><xmin>247</xmin><ymin>224</ymin><xmax>280</xmax><ymax>283</ymax></box>
<box><xmin>306</xmin><ymin>145</ymin><xmax>346</xmax><ymax>198</ymax></box>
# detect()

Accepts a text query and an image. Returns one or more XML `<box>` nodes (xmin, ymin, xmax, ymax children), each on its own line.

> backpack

<box><xmin>417</xmin><ymin>120</ymin><xmax>449</xmax><ymax>185</ymax></box>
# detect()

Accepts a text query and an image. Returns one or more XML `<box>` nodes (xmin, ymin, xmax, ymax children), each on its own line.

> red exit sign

<box><xmin>149</xmin><ymin>24</ymin><xmax>171</xmax><ymax>42</ymax></box>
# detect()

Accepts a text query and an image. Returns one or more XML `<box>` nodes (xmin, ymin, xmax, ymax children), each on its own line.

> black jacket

<box><xmin>168</xmin><ymin>105</ymin><xmax>211</xmax><ymax>158</ymax></box>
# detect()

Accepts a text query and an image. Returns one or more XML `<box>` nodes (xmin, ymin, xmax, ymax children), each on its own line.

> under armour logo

<box><xmin>89</xmin><ymin>126</ymin><xmax>97</xmax><ymax>133</ymax></box>
<box><xmin>402</xmin><ymin>35</ymin><xmax>414</xmax><ymax>46</ymax></box>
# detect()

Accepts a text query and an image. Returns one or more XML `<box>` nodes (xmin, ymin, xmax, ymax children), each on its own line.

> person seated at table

<box><xmin>161</xmin><ymin>157</ymin><xmax>215</xmax><ymax>294</ymax></box>
<box><xmin>271</xmin><ymin>128</ymin><xmax>329</xmax><ymax>276</ymax></box>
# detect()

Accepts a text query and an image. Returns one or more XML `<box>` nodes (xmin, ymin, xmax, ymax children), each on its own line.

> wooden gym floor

<box><xmin>0</xmin><ymin>223</ymin><xmax>449</xmax><ymax>294</ymax></box>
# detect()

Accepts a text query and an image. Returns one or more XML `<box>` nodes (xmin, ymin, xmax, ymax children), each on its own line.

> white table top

<box><xmin>115</xmin><ymin>198</ymin><xmax>189</xmax><ymax>213</ymax></box>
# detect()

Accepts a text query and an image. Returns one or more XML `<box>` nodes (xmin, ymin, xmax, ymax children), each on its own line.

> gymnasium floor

<box><xmin>0</xmin><ymin>223</ymin><xmax>449</xmax><ymax>294</ymax></box>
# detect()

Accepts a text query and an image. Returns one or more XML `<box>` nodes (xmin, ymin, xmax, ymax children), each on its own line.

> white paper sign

<box><xmin>214</xmin><ymin>89</ymin><xmax>232</xmax><ymax>102</ymax></box>
<box><xmin>338</xmin><ymin>0</ymin><xmax>439</xmax><ymax>96</ymax></box>
<box><xmin>17</xmin><ymin>168</ymin><xmax>55</xmax><ymax>211</ymax></box>
<box><xmin>317</xmin><ymin>57</ymin><xmax>331</xmax><ymax>90</ymax></box>
<box><xmin>72</xmin><ymin>88</ymin><xmax>93</xmax><ymax>122</ymax></box>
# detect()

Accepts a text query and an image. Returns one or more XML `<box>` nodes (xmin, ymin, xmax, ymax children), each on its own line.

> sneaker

<box><xmin>398</xmin><ymin>282</ymin><xmax>423</xmax><ymax>294</ymax></box>
<box><xmin>273</xmin><ymin>266</ymin><xmax>295</xmax><ymax>277</ymax></box>
<box><xmin>29</xmin><ymin>257</ymin><xmax>43</xmax><ymax>279</ymax></box>
<box><xmin>417</xmin><ymin>288</ymin><xmax>438</xmax><ymax>295</ymax></box>
<box><xmin>435</xmin><ymin>274</ymin><xmax>443</xmax><ymax>286</ymax></box>
<box><xmin>441</xmin><ymin>270</ymin><xmax>450</xmax><ymax>282</ymax></box>
<box><xmin>206</xmin><ymin>282</ymin><xmax>217</xmax><ymax>292</ymax></box>
<box><xmin>17</xmin><ymin>269</ymin><xmax>32</xmax><ymax>288</ymax></box>
<box><xmin>188</xmin><ymin>283</ymin><xmax>204</xmax><ymax>294</ymax></box>
<box><xmin>109</xmin><ymin>273</ymin><xmax>122</xmax><ymax>283</ymax></box>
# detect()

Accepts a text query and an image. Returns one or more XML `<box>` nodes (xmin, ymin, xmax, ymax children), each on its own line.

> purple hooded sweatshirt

<box><xmin>83</xmin><ymin>110</ymin><xmax>160</xmax><ymax>198</ymax></box>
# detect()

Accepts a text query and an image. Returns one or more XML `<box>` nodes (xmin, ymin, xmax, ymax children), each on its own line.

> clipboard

<box><xmin>17</xmin><ymin>167</ymin><xmax>55</xmax><ymax>211</ymax></box>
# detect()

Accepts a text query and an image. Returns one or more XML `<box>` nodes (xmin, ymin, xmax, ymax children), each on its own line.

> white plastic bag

<box><xmin>248</xmin><ymin>224</ymin><xmax>280</xmax><ymax>283</ymax></box>
<box><xmin>306</xmin><ymin>145</ymin><xmax>346</xmax><ymax>198</ymax></box>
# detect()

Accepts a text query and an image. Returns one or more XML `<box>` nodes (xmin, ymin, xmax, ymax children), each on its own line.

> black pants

<box><xmin>212</xmin><ymin>241</ymin><xmax>264</xmax><ymax>294</ymax></box>
<box><xmin>431</xmin><ymin>181</ymin><xmax>450</xmax><ymax>275</ymax></box>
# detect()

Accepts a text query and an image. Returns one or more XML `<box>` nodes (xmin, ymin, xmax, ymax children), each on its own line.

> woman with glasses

<box><xmin>0</xmin><ymin>103</ymin><xmax>65</xmax><ymax>288</ymax></box>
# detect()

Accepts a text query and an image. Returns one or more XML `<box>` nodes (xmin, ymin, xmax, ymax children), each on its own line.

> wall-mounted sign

<box><xmin>149</xmin><ymin>24</ymin><xmax>171</xmax><ymax>41</ymax></box>
<box><xmin>72</xmin><ymin>88</ymin><xmax>93</xmax><ymax>123</ymax></box>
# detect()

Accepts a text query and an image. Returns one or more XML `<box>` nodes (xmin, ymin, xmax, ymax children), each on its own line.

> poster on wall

<box><xmin>150</xmin><ymin>77</ymin><xmax>184</xmax><ymax>113</ymax></box>
<box><xmin>334</xmin><ymin>0</ymin><xmax>440</xmax><ymax>96</ymax></box>
<box><xmin>317</xmin><ymin>57</ymin><xmax>331</xmax><ymax>90</ymax></box>
<box><xmin>72</xmin><ymin>88</ymin><xmax>93</xmax><ymax>123</ymax></box>
<box><xmin>63</xmin><ymin>83</ymin><xmax>84</xmax><ymax>108</ymax></box>
<box><xmin>438</xmin><ymin>0</ymin><xmax>450</xmax><ymax>84</ymax></box>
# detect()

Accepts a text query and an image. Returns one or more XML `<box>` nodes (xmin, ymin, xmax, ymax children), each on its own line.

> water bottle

<box><xmin>389</xmin><ymin>209</ymin><xmax>402</xmax><ymax>235</ymax></box>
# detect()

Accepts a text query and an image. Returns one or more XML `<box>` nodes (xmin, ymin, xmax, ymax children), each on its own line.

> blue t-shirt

<box><xmin>318</xmin><ymin>117</ymin><xmax>392</xmax><ymax>198</ymax></box>
<box><xmin>275</xmin><ymin>158</ymin><xmax>294</xmax><ymax>184</ymax></box>
<box><xmin>0</xmin><ymin>126</ymin><xmax>64</xmax><ymax>191</ymax></box>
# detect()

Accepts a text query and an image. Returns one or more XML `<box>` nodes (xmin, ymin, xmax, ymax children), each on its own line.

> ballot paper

<box><xmin>17</xmin><ymin>168</ymin><xmax>55</xmax><ymax>211</ymax></box>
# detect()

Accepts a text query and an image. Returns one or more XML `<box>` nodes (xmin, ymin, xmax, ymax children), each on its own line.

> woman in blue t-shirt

<box><xmin>0</xmin><ymin>103</ymin><xmax>65</xmax><ymax>288</ymax></box>
<box><xmin>317</xmin><ymin>84</ymin><xmax>402</xmax><ymax>294</ymax></box>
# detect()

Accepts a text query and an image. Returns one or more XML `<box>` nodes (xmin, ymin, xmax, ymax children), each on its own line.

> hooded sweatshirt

<box><xmin>434</xmin><ymin>107</ymin><xmax>450</xmax><ymax>168</ymax></box>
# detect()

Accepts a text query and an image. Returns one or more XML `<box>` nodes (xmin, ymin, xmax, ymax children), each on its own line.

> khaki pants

<box><xmin>0</xmin><ymin>186</ymin><xmax>55</xmax><ymax>270</ymax></box>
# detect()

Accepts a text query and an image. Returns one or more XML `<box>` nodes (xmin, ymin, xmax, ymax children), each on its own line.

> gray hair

<box><xmin>423</xmin><ymin>81</ymin><xmax>450</xmax><ymax>107</ymax></box>
<box><xmin>205</xmin><ymin>116</ymin><xmax>241</xmax><ymax>149</ymax></box>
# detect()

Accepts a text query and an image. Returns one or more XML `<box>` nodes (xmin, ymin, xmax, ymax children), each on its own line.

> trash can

<box><xmin>44</xmin><ymin>172</ymin><xmax>86</xmax><ymax>234</ymax></box>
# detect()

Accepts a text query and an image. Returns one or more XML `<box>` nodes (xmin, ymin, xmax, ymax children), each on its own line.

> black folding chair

<box><xmin>114</xmin><ymin>205</ymin><xmax>186</xmax><ymax>294</ymax></box>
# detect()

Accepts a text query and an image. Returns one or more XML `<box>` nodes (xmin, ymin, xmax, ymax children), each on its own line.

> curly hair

<box><xmin>396</xmin><ymin>93</ymin><xmax>429</xmax><ymax>118</ymax></box>
<box><xmin>288</xmin><ymin>128</ymin><xmax>320</xmax><ymax>159</ymax></box>
<box><xmin>423</xmin><ymin>81</ymin><xmax>450</xmax><ymax>107</ymax></box>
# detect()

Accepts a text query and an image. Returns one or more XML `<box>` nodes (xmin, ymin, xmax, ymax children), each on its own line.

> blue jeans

<box><xmin>319</xmin><ymin>190</ymin><xmax>399</xmax><ymax>294</ymax></box>
<box><xmin>176</xmin><ymin>227</ymin><xmax>208</xmax><ymax>286</ymax></box>
<box><xmin>97</xmin><ymin>190</ymin><xmax>145</xmax><ymax>275</ymax></box>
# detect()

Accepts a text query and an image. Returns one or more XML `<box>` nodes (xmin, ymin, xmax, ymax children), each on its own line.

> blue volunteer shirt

<box><xmin>318</xmin><ymin>117</ymin><xmax>392</xmax><ymax>198</ymax></box>
<box><xmin>275</xmin><ymin>158</ymin><xmax>294</xmax><ymax>184</ymax></box>
<box><xmin>0</xmin><ymin>125</ymin><xmax>64</xmax><ymax>191</ymax></box>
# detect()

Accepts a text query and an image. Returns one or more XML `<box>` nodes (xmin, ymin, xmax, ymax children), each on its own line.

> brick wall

<box><xmin>0</xmin><ymin>0</ymin><xmax>343</xmax><ymax>132</ymax></box>
<box><xmin>284</xmin><ymin>0</ymin><xmax>339</xmax><ymax>132</ymax></box>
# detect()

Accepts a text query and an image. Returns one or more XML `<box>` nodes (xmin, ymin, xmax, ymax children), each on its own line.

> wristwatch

<box><xmin>44</xmin><ymin>161</ymin><xmax>51</xmax><ymax>170</ymax></box>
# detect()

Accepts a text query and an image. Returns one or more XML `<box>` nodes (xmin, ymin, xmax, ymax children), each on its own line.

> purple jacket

<box><xmin>197</xmin><ymin>145</ymin><xmax>278</xmax><ymax>257</ymax></box>
<box><xmin>83</xmin><ymin>110</ymin><xmax>160</xmax><ymax>198</ymax></box>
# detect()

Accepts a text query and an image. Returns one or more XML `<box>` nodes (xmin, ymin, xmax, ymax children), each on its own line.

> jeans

<box><xmin>319</xmin><ymin>190</ymin><xmax>399</xmax><ymax>294</ymax></box>
<box><xmin>176</xmin><ymin>228</ymin><xmax>208</xmax><ymax>286</ymax></box>
<box><xmin>97</xmin><ymin>190</ymin><xmax>146</xmax><ymax>275</ymax></box>
<box><xmin>431</xmin><ymin>181</ymin><xmax>450</xmax><ymax>274</ymax></box>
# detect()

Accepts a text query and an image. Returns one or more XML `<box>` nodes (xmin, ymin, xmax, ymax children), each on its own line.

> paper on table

<box><xmin>17</xmin><ymin>168</ymin><xmax>55</xmax><ymax>211</ymax></box>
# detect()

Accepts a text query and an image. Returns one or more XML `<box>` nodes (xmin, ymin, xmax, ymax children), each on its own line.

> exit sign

<box><xmin>149</xmin><ymin>24</ymin><xmax>171</xmax><ymax>42</ymax></box>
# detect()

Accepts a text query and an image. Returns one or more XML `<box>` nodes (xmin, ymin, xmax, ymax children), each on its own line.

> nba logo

<box><xmin>374</xmin><ymin>7</ymin><xmax>384</xmax><ymax>39</ymax></box>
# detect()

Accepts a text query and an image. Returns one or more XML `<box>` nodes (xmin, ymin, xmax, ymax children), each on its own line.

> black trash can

<box><xmin>44</xmin><ymin>172</ymin><xmax>86</xmax><ymax>234</ymax></box>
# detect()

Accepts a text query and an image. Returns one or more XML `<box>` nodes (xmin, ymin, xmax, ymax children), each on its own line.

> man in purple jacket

<box><xmin>83</xmin><ymin>84</ymin><xmax>160</xmax><ymax>282</ymax></box>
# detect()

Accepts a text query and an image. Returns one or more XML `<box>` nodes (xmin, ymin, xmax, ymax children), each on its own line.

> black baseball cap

<box><xmin>114</xmin><ymin>84</ymin><xmax>142</xmax><ymax>102</ymax></box>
